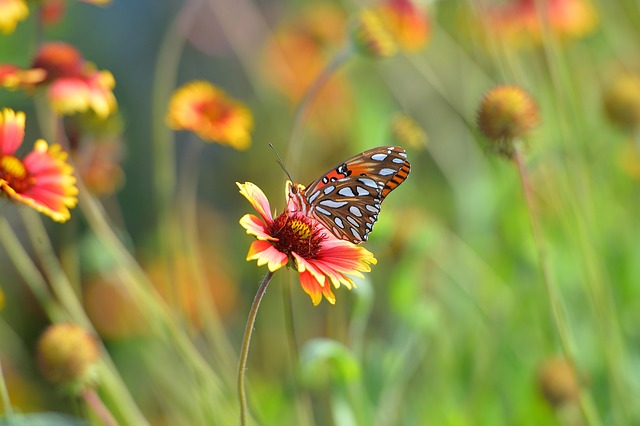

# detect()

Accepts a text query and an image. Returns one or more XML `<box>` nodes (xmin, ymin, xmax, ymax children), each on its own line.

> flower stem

<box><xmin>286</xmin><ymin>45</ymin><xmax>353</xmax><ymax>175</ymax></box>
<box><xmin>0</xmin><ymin>359</ymin><xmax>13</xmax><ymax>419</ymax></box>
<box><xmin>82</xmin><ymin>388</ymin><xmax>118</xmax><ymax>426</ymax></box>
<box><xmin>513</xmin><ymin>143</ymin><xmax>601</xmax><ymax>426</ymax></box>
<box><xmin>238</xmin><ymin>270</ymin><xmax>274</xmax><ymax>426</ymax></box>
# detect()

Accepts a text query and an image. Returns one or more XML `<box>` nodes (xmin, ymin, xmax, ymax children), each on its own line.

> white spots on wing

<box><xmin>366</xmin><ymin>204</ymin><xmax>379</xmax><ymax>213</ymax></box>
<box><xmin>392</xmin><ymin>157</ymin><xmax>405</xmax><ymax>164</ymax></box>
<box><xmin>323</xmin><ymin>185</ymin><xmax>336</xmax><ymax>195</ymax></box>
<box><xmin>338</xmin><ymin>187</ymin><xmax>355</xmax><ymax>197</ymax></box>
<box><xmin>349</xmin><ymin>206</ymin><xmax>362</xmax><ymax>217</ymax></box>
<box><xmin>365</xmin><ymin>222</ymin><xmax>373</xmax><ymax>230</ymax></box>
<box><xmin>308</xmin><ymin>190</ymin><xmax>321</xmax><ymax>203</ymax></box>
<box><xmin>346</xmin><ymin>216</ymin><xmax>359</xmax><ymax>227</ymax></box>
<box><xmin>371</xmin><ymin>153</ymin><xmax>388</xmax><ymax>161</ymax></box>
<box><xmin>358</xmin><ymin>177</ymin><xmax>377</xmax><ymax>188</ymax></box>
<box><xmin>334</xmin><ymin>217</ymin><xmax>345</xmax><ymax>229</ymax></box>
<box><xmin>379</xmin><ymin>168</ymin><xmax>396</xmax><ymax>176</ymax></box>
<box><xmin>398</xmin><ymin>151</ymin><xmax>407</xmax><ymax>158</ymax></box>
<box><xmin>320</xmin><ymin>200</ymin><xmax>349</xmax><ymax>208</ymax></box>
<box><xmin>355</xmin><ymin>186</ymin><xmax>370</xmax><ymax>196</ymax></box>
<box><xmin>351</xmin><ymin>228</ymin><xmax>361</xmax><ymax>240</ymax></box>
<box><xmin>315</xmin><ymin>206</ymin><xmax>331</xmax><ymax>216</ymax></box>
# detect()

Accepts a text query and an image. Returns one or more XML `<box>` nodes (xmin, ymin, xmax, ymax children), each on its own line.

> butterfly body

<box><xmin>288</xmin><ymin>146</ymin><xmax>410</xmax><ymax>244</ymax></box>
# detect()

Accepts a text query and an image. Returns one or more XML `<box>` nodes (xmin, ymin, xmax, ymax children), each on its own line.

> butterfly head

<box><xmin>286</xmin><ymin>180</ymin><xmax>310</xmax><ymax>214</ymax></box>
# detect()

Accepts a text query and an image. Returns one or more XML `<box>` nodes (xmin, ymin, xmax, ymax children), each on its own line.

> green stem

<box><xmin>0</xmin><ymin>217</ymin><xmax>64</xmax><ymax>321</ymax></box>
<box><xmin>82</xmin><ymin>388</ymin><xmax>118</xmax><ymax>426</ymax></box>
<box><xmin>513</xmin><ymin>144</ymin><xmax>601</xmax><ymax>426</ymax></box>
<box><xmin>0</xmin><ymin>359</ymin><xmax>13</xmax><ymax>419</ymax></box>
<box><xmin>286</xmin><ymin>45</ymin><xmax>353</xmax><ymax>175</ymax></box>
<box><xmin>238</xmin><ymin>270</ymin><xmax>275</xmax><ymax>426</ymax></box>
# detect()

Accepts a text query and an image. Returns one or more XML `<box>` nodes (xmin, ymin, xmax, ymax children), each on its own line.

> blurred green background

<box><xmin>1</xmin><ymin>0</ymin><xmax>640</xmax><ymax>425</ymax></box>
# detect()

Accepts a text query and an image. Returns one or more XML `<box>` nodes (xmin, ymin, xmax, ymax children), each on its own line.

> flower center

<box><xmin>268</xmin><ymin>212</ymin><xmax>326</xmax><ymax>260</ymax></box>
<box><xmin>0</xmin><ymin>155</ymin><xmax>33</xmax><ymax>193</ymax></box>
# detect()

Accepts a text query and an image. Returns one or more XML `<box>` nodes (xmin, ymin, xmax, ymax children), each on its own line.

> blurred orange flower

<box><xmin>32</xmin><ymin>42</ymin><xmax>117</xmax><ymax>118</ymax></box>
<box><xmin>482</xmin><ymin>0</ymin><xmax>598</xmax><ymax>47</ymax></box>
<box><xmin>0</xmin><ymin>109</ymin><xmax>78</xmax><ymax>222</ymax></box>
<box><xmin>238</xmin><ymin>181</ymin><xmax>377</xmax><ymax>305</ymax></box>
<box><xmin>376</xmin><ymin>0</ymin><xmax>430</xmax><ymax>52</ymax></box>
<box><xmin>0</xmin><ymin>0</ymin><xmax>28</xmax><ymax>34</ymax></box>
<box><xmin>166</xmin><ymin>80</ymin><xmax>253</xmax><ymax>150</ymax></box>
<box><xmin>261</xmin><ymin>4</ymin><xmax>347</xmax><ymax>103</ymax></box>
<box><xmin>41</xmin><ymin>0</ymin><xmax>112</xmax><ymax>25</ymax></box>
<box><xmin>0</xmin><ymin>65</ymin><xmax>46</xmax><ymax>89</ymax></box>
<box><xmin>261</xmin><ymin>4</ymin><xmax>354</xmax><ymax>140</ymax></box>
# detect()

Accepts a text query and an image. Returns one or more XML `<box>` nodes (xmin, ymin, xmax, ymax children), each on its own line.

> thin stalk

<box><xmin>238</xmin><ymin>271</ymin><xmax>274</xmax><ymax>426</ymax></box>
<box><xmin>0</xmin><ymin>359</ymin><xmax>13</xmax><ymax>419</ymax></box>
<box><xmin>82</xmin><ymin>388</ymin><xmax>118</xmax><ymax>426</ymax></box>
<box><xmin>177</xmin><ymin>139</ymin><xmax>236</xmax><ymax>384</ymax></box>
<box><xmin>0</xmin><ymin>217</ymin><xmax>63</xmax><ymax>321</ymax></box>
<box><xmin>286</xmin><ymin>46</ymin><xmax>353</xmax><ymax>175</ymax></box>
<box><xmin>513</xmin><ymin>144</ymin><xmax>601</xmax><ymax>426</ymax></box>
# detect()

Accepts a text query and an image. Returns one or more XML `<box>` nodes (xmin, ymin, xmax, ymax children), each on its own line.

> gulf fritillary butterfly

<box><xmin>287</xmin><ymin>146</ymin><xmax>410</xmax><ymax>244</ymax></box>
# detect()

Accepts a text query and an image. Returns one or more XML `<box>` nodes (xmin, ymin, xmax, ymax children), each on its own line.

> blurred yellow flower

<box><xmin>351</xmin><ymin>9</ymin><xmax>397</xmax><ymax>58</ymax></box>
<box><xmin>0</xmin><ymin>0</ymin><xmax>28</xmax><ymax>34</ymax></box>
<box><xmin>167</xmin><ymin>80</ymin><xmax>253</xmax><ymax>150</ymax></box>
<box><xmin>603</xmin><ymin>73</ymin><xmax>640</xmax><ymax>133</ymax></box>
<box><xmin>391</xmin><ymin>113</ymin><xmax>427</xmax><ymax>149</ymax></box>
<box><xmin>0</xmin><ymin>109</ymin><xmax>78</xmax><ymax>222</ymax></box>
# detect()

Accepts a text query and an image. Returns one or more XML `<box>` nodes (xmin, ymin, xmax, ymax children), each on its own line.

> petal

<box><xmin>0</xmin><ymin>108</ymin><xmax>25</xmax><ymax>155</ymax></box>
<box><xmin>237</xmin><ymin>182</ymin><xmax>272</xmax><ymax>222</ymax></box>
<box><xmin>239</xmin><ymin>214</ymin><xmax>276</xmax><ymax>241</ymax></box>
<box><xmin>247</xmin><ymin>240</ymin><xmax>288</xmax><ymax>272</ymax></box>
<box><xmin>299</xmin><ymin>270</ymin><xmax>336</xmax><ymax>306</ymax></box>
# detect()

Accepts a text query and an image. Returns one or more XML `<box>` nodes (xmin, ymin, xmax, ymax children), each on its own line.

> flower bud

<box><xmin>477</xmin><ymin>85</ymin><xmax>540</xmax><ymax>158</ymax></box>
<box><xmin>537</xmin><ymin>357</ymin><xmax>580</xmax><ymax>409</ymax></box>
<box><xmin>603</xmin><ymin>73</ymin><xmax>640</xmax><ymax>132</ymax></box>
<box><xmin>36</xmin><ymin>324</ymin><xmax>100</xmax><ymax>390</ymax></box>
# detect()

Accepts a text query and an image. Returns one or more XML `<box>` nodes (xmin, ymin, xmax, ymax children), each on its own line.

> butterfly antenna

<box><xmin>269</xmin><ymin>143</ymin><xmax>294</xmax><ymax>182</ymax></box>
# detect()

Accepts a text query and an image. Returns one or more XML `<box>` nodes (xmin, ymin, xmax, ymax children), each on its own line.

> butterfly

<box><xmin>287</xmin><ymin>146</ymin><xmax>410</xmax><ymax>244</ymax></box>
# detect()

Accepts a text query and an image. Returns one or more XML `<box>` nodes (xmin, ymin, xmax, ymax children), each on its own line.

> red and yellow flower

<box><xmin>375</xmin><ymin>0</ymin><xmax>430</xmax><ymax>52</ymax></box>
<box><xmin>0</xmin><ymin>0</ymin><xmax>29</xmax><ymax>34</ymax></box>
<box><xmin>0</xmin><ymin>64</ymin><xmax>46</xmax><ymax>90</ymax></box>
<box><xmin>31</xmin><ymin>42</ymin><xmax>117</xmax><ymax>118</ymax></box>
<box><xmin>166</xmin><ymin>80</ymin><xmax>253</xmax><ymax>150</ymax></box>
<box><xmin>238</xmin><ymin>182</ymin><xmax>377</xmax><ymax>305</ymax></box>
<box><xmin>0</xmin><ymin>109</ymin><xmax>78</xmax><ymax>222</ymax></box>
<box><xmin>481</xmin><ymin>0</ymin><xmax>598</xmax><ymax>48</ymax></box>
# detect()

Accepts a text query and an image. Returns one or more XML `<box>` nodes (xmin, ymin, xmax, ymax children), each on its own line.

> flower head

<box><xmin>482</xmin><ymin>0</ymin><xmax>598</xmax><ymax>48</ymax></box>
<box><xmin>376</xmin><ymin>0</ymin><xmax>430</xmax><ymax>52</ymax></box>
<box><xmin>0</xmin><ymin>0</ymin><xmax>29</xmax><ymax>34</ymax></box>
<box><xmin>167</xmin><ymin>80</ymin><xmax>253</xmax><ymax>150</ymax></box>
<box><xmin>0</xmin><ymin>65</ymin><xmax>46</xmax><ymax>90</ymax></box>
<box><xmin>0</xmin><ymin>109</ymin><xmax>78</xmax><ymax>222</ymax></box>
<box><xmin>36</xmin><ymin>324</ymin><xmax>100</xmax><ymax>390</ymax></box>
<box><xmin>31</xmin><ymin>42</ymin><xmax>118</xmax><ymax>118</ymax></box>
<box><xmin>477</xmin><ymin>85</ymin><xmax>540</xmax><ymax>158</ymax></box>
<box><xmin>238</xmin><ymin>182</ymin><xmax>377</xmax><ymax>305</ymax></box>
<box><xmin>350</xmin><ymin>9</ymin><xmax>397</xmax><ymax>58</ymax></box>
